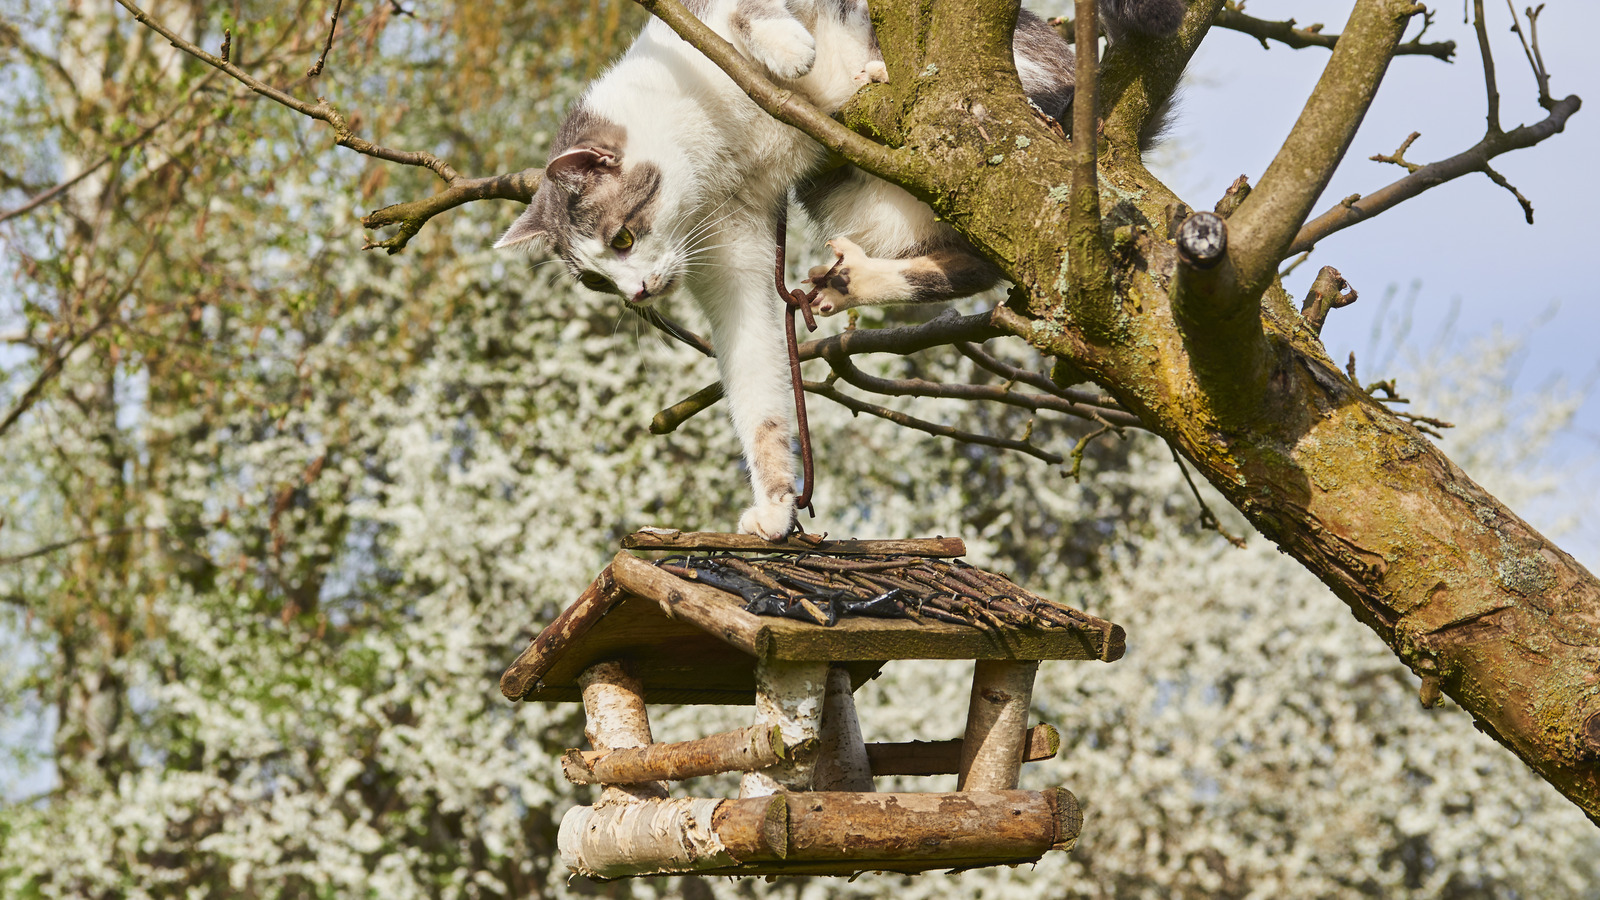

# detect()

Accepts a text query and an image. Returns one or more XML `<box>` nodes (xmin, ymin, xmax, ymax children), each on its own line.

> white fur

<box><xmin>562</xmin><ymin>0</ymin><xmax>877</xmax><ymax>538</ymax></box>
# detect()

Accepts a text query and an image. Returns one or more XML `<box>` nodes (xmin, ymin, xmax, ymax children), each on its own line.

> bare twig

<box><xmin>1214</xmin><ymin>3</ymin><xmax>1455</xmax><ymax>60</ymax></box>
<box><xmin>1168</xmin><ymin>444</ymin><xmax>1247</xmax><ymax>548</ymax></box>
<box><xmin>1507</xmin><ymin>2</ymin><xmax>1553</xmax><ymax>109</ymax></box>
<box><xmin>112</xmin><ymin>0</ymin><xmax>534</xmax><ymax>252</ymax></box>
<box><xmin>807</xmin><ymin>381</ymin><xmax>1066</xmax><ymax>465</ymax></box>
<box><xmin>820</xmin><ymin>343</ymin><xmax>1142</xmax><ymax>429</ymax></box>
<box><xmin>1066</xmin><ymin>424</ymin><xmax>1114</xmax><ymax>480</ymax></box>
<box><xmin>1300</xmin><ymin>266</ymin><xmax>1359</xmax><ymax>335</ymax></box>
<box><xmin>306</xmin><ymin>0</ymin><xmax>344</xmax><ymax>78</ymax></box>
<box><xmin>1370</xmin><ymin>131</ymin><xmax>1424</xmax><ymax>172</ymax></box>
<box><xmin>1472</xmin><ymin>0</ymin><xmax>1502</xmax><ymax>134</ymax></box>
<box><xmin>0</xmin><ymin>527</ymin><xmax>161</xmax><ymax>567</ymax></box>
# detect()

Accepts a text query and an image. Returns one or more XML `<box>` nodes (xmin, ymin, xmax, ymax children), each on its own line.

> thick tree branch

<box><xmin>1228</xmin><ymin>0</ymin><xmax>1418</xmax><ymax>298</ymax></box>
<box><xmin>1067</xmin><ymin>0</ymin><xmax>1115</xmax><ymax>335</ymax></box>
<box><xmin>1213</xmin><ymin>3</ymin><xmax>1455</xmax><ymax>61</ymax></box>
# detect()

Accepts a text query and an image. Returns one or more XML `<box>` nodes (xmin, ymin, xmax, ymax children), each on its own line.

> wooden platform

<box><xmin>502</xmin><ymin>540</ymin><xmax>1124</xmax><ymax>705</ymax></box>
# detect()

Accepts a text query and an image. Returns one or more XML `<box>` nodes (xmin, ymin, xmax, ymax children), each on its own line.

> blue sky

<box><xmin>1148</xmin><ymin>1</ymin><xmax>1600</xmax><ymax>566</ymax></box>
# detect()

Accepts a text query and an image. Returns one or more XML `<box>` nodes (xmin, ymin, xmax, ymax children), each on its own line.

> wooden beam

<box><xmin>558</xmin><ymin>794</ymin><xmax>788</xmax><ymax>879</ymax></box>
<box><xmin>500</xmin><ymin>567</ymin><xmax>623</xmax><ymax>700</ymax></box>
<box><xmin>609</xmin><ymin>551</ymin><xmax>767</xmax><ymax>657</ymax></box>
<box><xmin>865</xmin><ymin>724</ymin><xmax>1060</xmax><ymax>777</ymax></box>
<box><xmin>622</xmin><ymin>530</ymin><xmax>967</xmax><ymax>557</ymax></box>
<box><xmin>740</xmin><ymin>658</ymin><xmax>829</xmax><ymax>796</ymax></box>
<box><xmin>561</xmin><ymin>725</ymin><xmax>785</xmax><ymax>784</ymax></box>
<box><xmin>813</xmin><ymin>664</ymin><xmax>874</xmax><ymax>791</ymax></box>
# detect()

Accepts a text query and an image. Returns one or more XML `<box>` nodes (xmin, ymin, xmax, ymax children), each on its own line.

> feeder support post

<box><xmin>813</xmin><ymin>664</ymin><xmax>875</xmax><ymax>792</ymax></box>
<box><xmin>957</xmin><ymin>659</ymin><xmax>1041</xmax><ymax>791</ymax></box>
<box><xmin>740</xmin><ymin>658</ymin><xmax>829</xmax><ymax>796</ymax></box>
<box><xmin>578</xmin><ymin>660</ymin><xmax>669</xmax><ymax>805</ymax></box>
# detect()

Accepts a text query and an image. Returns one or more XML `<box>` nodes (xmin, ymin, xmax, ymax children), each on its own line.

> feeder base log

<box><xmin>559</xmin><ymin>788</ymin><xmax>1081</xmax><ymax>880</ymax></box>
<box><xmin>559</xmin><ymin>795</ymin><xmax>788</xmax><ymax>880</ymax></box>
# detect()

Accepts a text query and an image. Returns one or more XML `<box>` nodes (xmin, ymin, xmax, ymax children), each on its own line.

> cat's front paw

<box><xmin>738</xmin><ymin>495</ymin><xmax>797</xmax><ymax>542</ymax></box>
<box><xmin>805</xmin><ymin>238</ymin><xmax>868</xmax><ymax>316</ymax></box>
<box><xmin>744</xmin><ymin>18</ymin><xmax>816</xmax><ymax>79</ymax></box>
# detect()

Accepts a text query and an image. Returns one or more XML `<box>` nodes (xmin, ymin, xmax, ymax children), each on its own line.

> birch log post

<box><xmin>956</xmin><ymin>659</ymin><xmax>1040</xmax><ymax>791</ymax></box>
<box><xmin>578</xmin><ymin>661</ymin><xmax>668</xmax><ymax>805</ymax></box>
<box><xmin>812</xmin><ymin>664</ymin><xmax>874</xmax><ymax>791</ymax></box>
<box><xmin>740</xmin><ymin>659</ymin><xmax>829</xmax><ymax>796</ymax></box>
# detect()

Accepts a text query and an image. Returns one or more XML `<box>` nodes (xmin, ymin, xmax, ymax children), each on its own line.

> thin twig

<box><xmin>114</xmin><ymin>0</ymin><xmax>458</xmax><ymax>180</ymax></box>
<box><xmin>0</xmin><ymin>71</ymin><xmax>221</xmax><ymax>225</ymax></box>
<box><xmin>1168</xmin><ymin>444</ymin><xmax>1247</xmax><ymax>548</ymax></box>
<box><xmin>1472</xmin><ymin>0</ymin><xmax>1502</xmax><ymax>134</ymax></box>
<box><xmin>1213</xmin><ymin>3</ymin><xmax>1455</xmax><ymax>60</ymax></box>
<box><xmin>807</xmin><ymin>381</ymin><xmax>1066</xmax><ymax>465</ymax></box>
<box><xmin>0</xmin><ymin>527</ymin><xmax>161</xmax><ymax>567</ymax></box>
<box><xmin>306</xmin><ymin>0</ymin><xmax>344</xmax><ymax>78</ymax></box>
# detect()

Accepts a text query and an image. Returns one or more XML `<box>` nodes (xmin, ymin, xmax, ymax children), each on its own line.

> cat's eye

<box><xmin>579</xmin><ymin>272</ymin><xmax>613</xmax><ymax>292</ymax></box>
<box><xmin>610</xmin><ymin>227</ymin><xmax>634</xmax><ymax>252</ymax></box>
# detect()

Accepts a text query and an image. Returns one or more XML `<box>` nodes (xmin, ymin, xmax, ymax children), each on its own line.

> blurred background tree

<box><xmin>1</xmin><ymin>1</ymin><xmax>1596</xmax><ymax>897</ymax></box>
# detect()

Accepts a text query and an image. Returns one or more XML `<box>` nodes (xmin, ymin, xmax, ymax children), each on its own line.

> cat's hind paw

<box><xmin>738</xmin><ymin>496</ymin><xmax>798</xmax><ymax>542</ymax></box>
<box><xmin>744</xmin><ymin>18</ymin><xmax>816</xmax><ymax>80</ymax></box>
<box><xmin>852</xmin><ymin>60</ymin><xmax>889</xmax><ymax>86</ymax></box>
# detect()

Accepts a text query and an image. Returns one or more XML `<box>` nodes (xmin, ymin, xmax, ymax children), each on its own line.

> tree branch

<box><xmin>1289</xmin><ymin>92</ymin><xmax>1579</xmax><ymax>254</ymax></box>
<box><xmin>1228</xmin><ymin>0</ymin><xmax>1419</xmax><ymax>297</ymax></box>
<box><xmin>805</xmin><ymin>380</ymin><xmax>1066</xmax><ymax>464</ymax></box>
<box><xmin>1213</xmin><ymin>3</ymin><xmax>1455</xmax><ymax>61</ymax></box>
<box><xmin>0</xmin><ymin>71</ymin><xmax>222</xmax><ymax>225</ymax></box>
<box><xmin>1067</xmin><ymin>0</ymin><xmax>1115</xmax><ymax>334</ymax></box>
<box><xmin>111</xmin><ymin>0</ymin><xmax>534</xmax><ymax>252</ymax></box>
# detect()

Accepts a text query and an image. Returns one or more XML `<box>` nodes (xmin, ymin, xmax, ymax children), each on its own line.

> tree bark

<box><xmin>813</xmin><ymin>664</ymin><xmax>874</xmax><ymax>791</ymax></box>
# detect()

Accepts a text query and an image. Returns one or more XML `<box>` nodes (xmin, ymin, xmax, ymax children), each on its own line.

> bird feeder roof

<box><xmin>500</xmin><ymin>532</ymin><xmax>1125</xmax><ymax>705</ymax></box>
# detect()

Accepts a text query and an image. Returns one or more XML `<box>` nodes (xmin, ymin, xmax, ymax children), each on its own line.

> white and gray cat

<box><xmin>496</xmin><ymin>0</ymin><xmax>1184</xmax><ymax>539</ymax></box>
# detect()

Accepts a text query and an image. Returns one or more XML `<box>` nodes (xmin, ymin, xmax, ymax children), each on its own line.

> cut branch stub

<box><xmin>1176</xmin><ymin>210</ymin><xmax>1229</xmax><ymax>269</ymax></box>
<box><xmin>1300</xmin><ymin>265</ymin><xmax>1358</xmax><ymax>335</ymax></box>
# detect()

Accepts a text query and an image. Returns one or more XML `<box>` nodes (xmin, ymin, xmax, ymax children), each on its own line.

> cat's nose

<box><xmin>631</xmin><ymin>287</ymin><xmax>650</xmax><ymax>304</ymax></box>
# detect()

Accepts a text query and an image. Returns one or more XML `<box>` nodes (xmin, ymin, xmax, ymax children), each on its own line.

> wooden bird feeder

<box><xmin>500</xmin><ymin>530</ymin><xmax>1126</xmax><ymax>880</ymax></box>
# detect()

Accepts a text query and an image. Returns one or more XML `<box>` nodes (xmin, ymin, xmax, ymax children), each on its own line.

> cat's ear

<box><xmin>494</xmin><ymin>206</ymin><xmax>548</xmax><ymax>249</ymax></box>
<box><xmin>545</xmin><ymin>146</ymin><xmax>621</xmax><ymax>193</ymax></box>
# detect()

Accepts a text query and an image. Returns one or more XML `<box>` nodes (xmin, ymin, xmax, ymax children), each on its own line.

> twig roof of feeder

<box><xmin>501</xmin><ymin>532</ymin><xmax>1126</xmax><ymax>705</ymax></box>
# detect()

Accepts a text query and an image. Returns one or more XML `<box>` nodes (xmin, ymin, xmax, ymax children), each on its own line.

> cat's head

<box><xmin>495</xmin><ymin>107</ymin><xmax>693</xmax><ymax>307</ymax></box>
